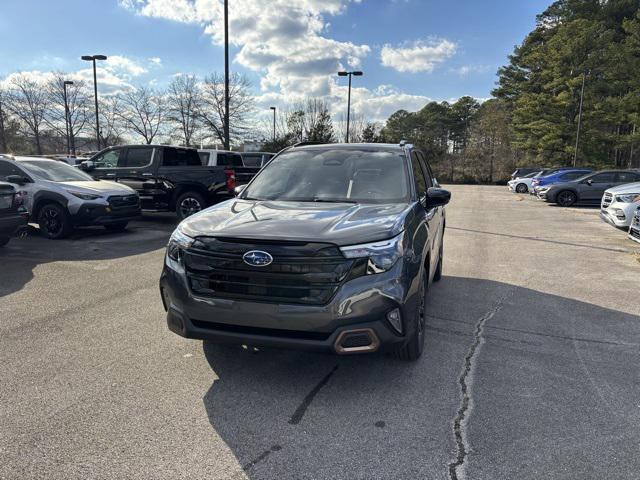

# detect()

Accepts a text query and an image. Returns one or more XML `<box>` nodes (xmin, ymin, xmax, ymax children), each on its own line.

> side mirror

<box><xmin>425</xmin><ymin>187</ymin><xmax>451</xmax><ymax>208</ymax></box>
<box><xmin>6</xmin><ymin>175</ymin><xmax>30</xmax><ymax>185</ymax></box>
<box><xmin>234</xmin><ymin>184</ymin><xmax>247</xmax><ymax>197</ymax></box>
<box><xmin>586</xmin><ymin>179</ymin><xmax>593</xmax><ymax>186</ymax></box>
<box><xmin>80</xmin><ymin>160</ymin><xmax>95</xmax><ymax>171</ymax></box>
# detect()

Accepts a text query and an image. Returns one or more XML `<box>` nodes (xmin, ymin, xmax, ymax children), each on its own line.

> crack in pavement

<box><xmin>447</xmin><ymin>295</ymin><xmax>509</xmax><ymax>480</ymax></box>
<box><xmin>289</xmin><ymin>365</ymin><xmax>339</xmax><ymax>425</ymax></box>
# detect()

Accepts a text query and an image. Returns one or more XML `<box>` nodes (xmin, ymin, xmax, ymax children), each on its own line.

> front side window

<box><xmin>126</xmin><ymin>148</ymin><xmax>153</xmax><ymax>167</ymax></box>
<box><xmin>589</xmin><ymin>172</ymin><xmax>616</xmax><ymax>183</ymax></box>
<box><xmin>0</xmin><ymin>160</ymin><xmax>25</xmax><ymax>181</ymax></box>
<box><xmin>411</xmin><ymin>152</ymin><xmax>427</xmax><ymax>197</ymax></box>
<box><xmin>242</xmin><ymin>148</ymin><xmax>409</xmax><ymax>204</ymax></box>
<box><xmin>94</xmin><ymin>149</ymin><xmax>122</xmax><ymax>168</ymax></box>
<box><xmin>19</xmin><ymin>160</ymin><xmax>94</xmax><ymax>182</ymax></box>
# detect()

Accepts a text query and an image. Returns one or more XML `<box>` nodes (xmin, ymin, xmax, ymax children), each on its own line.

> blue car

<box><xmin>531</xmin><ymin>168</ymin><xmax>593</xmax><ymax>198</ymax></box>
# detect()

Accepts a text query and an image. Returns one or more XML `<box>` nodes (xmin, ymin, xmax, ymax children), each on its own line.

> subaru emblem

<box><xmin>243</xmin><ymin>250</ymin><xmax>273</xmax><ymax>267</ymax></box>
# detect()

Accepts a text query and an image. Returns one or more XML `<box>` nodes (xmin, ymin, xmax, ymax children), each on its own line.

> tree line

<box><xmin>0</xmin><ymin>72</ymin><xmax>254</xmax><ymax>155</ymax></box>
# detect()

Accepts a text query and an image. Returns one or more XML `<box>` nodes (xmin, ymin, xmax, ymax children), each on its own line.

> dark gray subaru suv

<box><xmin>160</xmin><ymin>143</ymin><xmax>450</xmax><ymax>360</ymax></box>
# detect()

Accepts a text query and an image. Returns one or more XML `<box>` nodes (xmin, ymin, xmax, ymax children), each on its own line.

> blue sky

<box><xmin>0</xmin><ymin>0</ymin><xmax>553</xmax><ymax>121</ymax></box>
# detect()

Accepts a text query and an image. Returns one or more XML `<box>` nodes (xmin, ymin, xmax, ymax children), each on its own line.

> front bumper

<box><xmin>72</xmin><ymin>203</ymin><xmax>141</xmax><ymax>226</ymax></box>
<box><xmin>600</xmin><ymin>203</ymin><xmax>638</xmax><ymax>228</ymax></box>
<box><xmin>159</xmin><ymin>257</ymin><xmax>418</xmax><ymax>354</ymax></box>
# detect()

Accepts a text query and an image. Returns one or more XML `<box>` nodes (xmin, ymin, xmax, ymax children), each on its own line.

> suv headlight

<box><xmin>69</xmin><ymin>191</ymin><xmax>102</xmax><ymax>200</ymax></box>
<box><xmin>340</xmin><ymin>233</ymin><xmax>404</xmax><ymax>273</ymax></box>
<box><xmin>167</xmin><ymin>226</ymin><xmax>194</xmax><ymax>263</ymax></box>
<box><xmin>615</xmin><ymin>193</ymin><xmax>640</xmax><ymax>203</ymax></box>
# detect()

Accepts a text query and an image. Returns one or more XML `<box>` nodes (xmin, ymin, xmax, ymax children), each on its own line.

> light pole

<box><xmin>573</xmin><ymin>70</ymin><xmax>588</xmax><ymax>167</ymax></box>
<box><xmin>338</xmin><ymin>70</ymin><xmax>363</xmax><ymax>143</ymax></box>
<box><xmin>62</xmin><ymin>81</ymin><xmax>74</xmax><ymax>155</ymax></box>
<box><xmin>223</xmin><ymin>0</ymin><xmax>230</xmax><ymax>150</ymax></box>
<box><xmin>81</xmin><ymin>54</ymin><xmax>107</xmax><ymax>151</ymax></box>
<box><xmin>269</xmin><ymin>107</ymin><xmax>276</xmax><ymax>142</ymax></box>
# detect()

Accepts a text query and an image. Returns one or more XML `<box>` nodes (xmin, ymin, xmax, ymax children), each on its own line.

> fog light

<box><xmin>386</xmin><ymin>308</ymin><xmax>403</xmax><ymax>334</ymax></box>
<box><xmin>614</xmin><ymin>209</ymin><xmax>625</xmax><ymax>220</ymax></box>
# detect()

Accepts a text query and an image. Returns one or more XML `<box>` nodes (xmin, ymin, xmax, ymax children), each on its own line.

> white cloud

<box><xmin>119</xmin><ymin>0</ymin><xmax>370</xmax><ymax>97</ymax></box>
<box><xmin>105</xmin><ymin>55</ymin><xmax>148</xmax><ymax>77</ymax></box>
<box><xmin>380</xmin><ymin>39</ymin><xmax>457</xmax><ymax>73</ymax></box>
<box><xmin>449</xmin><ymin>64</ymin><xmax>492</xmax><ymax>77</ymax></box>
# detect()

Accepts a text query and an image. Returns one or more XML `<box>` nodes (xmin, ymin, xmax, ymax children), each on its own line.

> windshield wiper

<box><xmin>310</xmin><ymin>198</ymin><xmax>357</xmax><ymax>204</ymax></box>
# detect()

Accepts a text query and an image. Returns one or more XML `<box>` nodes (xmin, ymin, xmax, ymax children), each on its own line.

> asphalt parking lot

<box><xmin>1</xmin><ymin>185</ymin><xmax>639</xmax><ymax>480</ymax></box>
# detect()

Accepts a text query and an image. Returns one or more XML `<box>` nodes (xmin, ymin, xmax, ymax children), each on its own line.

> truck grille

<box><xmin>183</xmin><ymin>238</ymin><xmax>357</xmax><ymax>305</ymax></box>
<box><xmin>601</xmin><ymin>192</ymin><xmax>613</xmax><ymax>208</ymax></box>
<box><xmin>108</xmin><ymin>194</ymin><xmax>140</xmax><ymax>210</ymax></box>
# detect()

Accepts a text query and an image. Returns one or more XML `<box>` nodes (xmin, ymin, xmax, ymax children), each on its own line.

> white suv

<box><xmin>600</xmin><ymin>181</ymin><xmax>640</xmax><ymax>228</ymax></box>
<box><xmin>629</xmin><ymin>207</ymin><xmax>640</xmax><ymax>243</ymax></box>
<box><xmin>0</xmin><ymin>156</ymin><xmax>140</xmax><ymax>239</ymax></box>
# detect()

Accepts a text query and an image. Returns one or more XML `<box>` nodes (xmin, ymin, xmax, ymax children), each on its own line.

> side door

<box><xmin>580</xmin><ymin>172</ymin><xmax>617</xmax><ymax>202</ymax></box>
<box><xmin>416</xmin><ymin>151</ymin><xmax>441</xmax><ymax>274</ymax></box>
<box><xmin>409</xmin><ymin>151</ymin><xmax>434</xmax><ymax>277</ymax></box>
<box><xmin>113</xmin><ymin>146</ymin><xmax>156</xmax><ymax>193</ymax></box>
<box><xmin>90</xmin><ymin>147</ymin><xmax>125</xmax><ymax>181</ymax></box>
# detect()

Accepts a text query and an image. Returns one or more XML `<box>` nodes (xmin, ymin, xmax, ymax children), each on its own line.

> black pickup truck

<box><xmin>82</xmin><ymin>145</ymin><xmax>236</xmax><ymax>219</ymax></box>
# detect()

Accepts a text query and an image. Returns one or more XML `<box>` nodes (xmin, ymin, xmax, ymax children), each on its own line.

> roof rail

<box><xmin>292</xmin><ymin>141</ymin><xmax>326</xmax><ymax>147</ymax></box>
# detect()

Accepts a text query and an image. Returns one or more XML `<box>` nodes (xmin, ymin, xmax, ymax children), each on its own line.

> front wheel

<box><xmin>515</xmin><ymin>183</ymin><xmax>528</xmax><ymax>193</ymax></box>
<box><xmin>175</xmin><ymin>191</ymin><xmax>206</xmax><ymax>220</ymax></box>
<box><xmin>37</xmin><ymin>203</ymin><xmax>72</xmax><ymax>239</ymax></box>
<box><xmin>393</xmin><ymin>268</ymin><xmax>427</xmax><ymax>361</ymax></box>
<box><xmin>556</xmin><ymin>190</ymin><xmax>577</xmax><ymax>207</ymax></box>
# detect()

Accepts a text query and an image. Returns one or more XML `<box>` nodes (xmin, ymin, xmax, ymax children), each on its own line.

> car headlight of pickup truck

<box><xmin>69</xmin><ymin>191</ymin><xmax>102</xmax><ymax>200</ymax></box>
<box><xmin>167</xmin><ymin>226</ymin><xmax>194</xmax><ymax>263</ymax></box>
<box><xmin>615</xmin><ymin>193</ymin><xmax>640</xmax><ymax>203</ymax></box>
<box><xmin>340</xmin><ymin>233</ymin><xmax>404</xmax><ymax>273</ymax></box>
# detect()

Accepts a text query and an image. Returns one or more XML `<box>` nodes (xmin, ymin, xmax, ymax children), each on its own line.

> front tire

<box><xmin>515</xmin><ymin>183</ymin><xmax>528</xmax><ymax>193</ymax></box>
<box><xmin>556</xmin><ymin>190</ymin><xmax>577</xmax><ymax>207</ymax></box>
<box><xmin>37</xmin><ymin>203</ymin><xmax>72</xmax><ymax>239</ymax></box>
<box><xmin>393</xmin><ymin>268</ymin><xmax>427</xmax><ymax>361</ymax></box>
<box><xmin>176</xmin><ymin>191</ymin><xmax>206</xmax><ymax>220</ymax></box>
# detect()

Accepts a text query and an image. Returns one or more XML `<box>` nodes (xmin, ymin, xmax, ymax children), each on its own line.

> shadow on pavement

<box><xmin>201</xmin><ymin>276</ymin><xmax>640</xmax><ymax>479</ymax></box>
<box><xmin>0</xmin><ymin>214</ymin><xmax>177</xmax><ymax>299</ymax></box>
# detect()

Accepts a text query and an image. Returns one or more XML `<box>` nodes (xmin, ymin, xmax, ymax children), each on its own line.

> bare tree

<box><xmin>116</xmin><ymin>87</ymin><xmax>165</xmax><ymax>144</ymax></box>
<box><xmin>166</xmin><ymin>74</ymin><xmax>201</xmax><ymax>147</ymax></box>
<box><xmin>0</xmin><ymin>83</ymin><xmax>9</xmax><ymax>153</ymax></box>
<box><xmin>45</xmin><ymin>72</ymin><xmax>90</xmax><ymax>154</ymax></box>
<box><xmin>5</xmin><ymin>74</ymin><xmax>49</xmax><ymax>154</ymax></box>
<box><xmin>199</xmin><ymin>72</ymin><xmax>253</xmax><ymax>146</ymax></box>
<box><xmin>98</xmin><ymin>96</ymin><xmax>125</xmax><ymax>148</ymax></box>
<box><xmin>335</xmin><ymin>112</ymin><xmax>367</xmax><ymax>143</ymax></box>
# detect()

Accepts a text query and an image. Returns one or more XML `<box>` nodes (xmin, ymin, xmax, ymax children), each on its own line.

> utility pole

<box><xmin>81</xmin><ymin>55</ymin><xmax>107</xmax><ymax>151</ymax></box>
<box><xmin>573</xmin><ymin>70</ymin><xmax>587</xmax><ymax>167</ymax></box>
<box><xmin>63</xmin><ymin>81</ymin><xmax>73</xmax><ymax>155</ymax></box>
<box><xmin>270</xmin><ymin>106</ymin><xmax>276</xmax><ymax>142</ymax></box>
<box><xmin>223</xmin><ymin>0</ymin><xmax>230</xmax><ymax>150</ymax></box>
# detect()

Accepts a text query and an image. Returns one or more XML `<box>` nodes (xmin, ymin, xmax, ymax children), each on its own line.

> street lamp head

<box><xmin>352</xmin><ymin>71</ymin><xmax>363</xmax><ymax>76</ymax></box>
<box><xmin>81</xmin><ymin>55</ymin><xmax>108</xmax><ymax>61</ymax></box>
<box><xmin>81</xmin><ymin>55</ymin><xmax>94</xmax><ymax>61</ymax></box>
<box><xmin>64</xmin><ymin>81</ymin><xmax>74</xmax><ymax>86</ymax></box>
<box><xmin>93</xmin><ymin>55</ymin><xmax>108</xmax><ymax>61</ymax></box>
<box><xmin>337</xmin><ymin>71</ymin><xmax>348</xmax><ymax>76</ymax></box>
<box><xmin>269</xmin><ymin>106</ymin><xmax>276</xmax><ymax>111</ymax></box>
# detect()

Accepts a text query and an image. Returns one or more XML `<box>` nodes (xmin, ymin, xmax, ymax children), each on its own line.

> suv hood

<box><xmin>605</xmin><ymin>181</ymin><xmax>640</xmax><ymax>194</ymax></box>
<box><xmin>54</xmin><ymin>180</ymin><xmax>136</xmax><ymax>196</ymax></box>
<box><xmin>179</xmin><ymin>199</ymin><xmax>413</xmax><ymax>246</ymax></box>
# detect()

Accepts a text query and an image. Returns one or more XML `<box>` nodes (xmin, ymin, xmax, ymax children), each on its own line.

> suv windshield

<box><xmin>20</xmin><ymin>160</ymin><xmax>95</xmax><ymax>182</ymax></box>
<box><xmin>242</xmin><ymin>148</ymin><xmax>410</xmax><ymax>203</ymax></box>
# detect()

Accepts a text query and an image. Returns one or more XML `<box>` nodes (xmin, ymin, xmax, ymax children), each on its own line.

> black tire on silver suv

<box><xmin>176</xmin><ymin>191</ymin><xmax>206</xmax><ymax>220</ymax></box>
<box><xmin>37</xmin><ymin>202</ymin><xmax>72</xmax><ymax>239</ymax></box>
<box><xmin>393</xmin><ymin>267</ymin><xmax>427</xmax><ymax>361</ymax></box>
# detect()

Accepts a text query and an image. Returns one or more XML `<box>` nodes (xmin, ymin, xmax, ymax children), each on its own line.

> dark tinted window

<box><xmin>198</xmin><ymin>152</ymin><xmax>209</xmax><ymax>165</ymax></box>
<box><xmin>218</xmin><ymin>153</ymin><xmax>243</xmax><ymax>167</ymax></box>
<box><xmin>126</xmin><ymin>148</ymin><xmax>154</xmax><ymax>167</ymax></box>
<box><xmin>411</xmin><ymin>152</ymin><xmax>427</xmax><ymax>196</ymax></box>
<box><xmin>560</xmin><ymin>171</ymin><xmax>588</xmax><ymax>181</ymax></box>
<box><xmin>416</xmin><ymin>152</ymin><xmax>433</xmax><ymax>188</ymax></box>
<box><xmin>162</xmin><ymin>148</ymin><xmax>202</xmax><ymax>167</ymax></box>
<box><xmin>242</xmin><ymin>153</ymin><xmax>262</xmax><ymax>167</ymax></box>
<box><xmin>617</xmin><ymin>171</ymin><xmax>640</xmax><ymax>183</ymax></box>
<box><xmin>589</xmin><ymin>172</ymin><xmax>616</xmax><ymax>183</ymax></box>
<box><xmin>0</xmin><ymin>160</ymin><xmax>24</xmax><ymax>180</ymax></box>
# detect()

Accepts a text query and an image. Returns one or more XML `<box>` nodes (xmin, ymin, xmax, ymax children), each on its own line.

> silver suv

<box><xmin>0</xmin><ymin>156</ymin><xmax>141</xmax><ymax>239</ymax></box>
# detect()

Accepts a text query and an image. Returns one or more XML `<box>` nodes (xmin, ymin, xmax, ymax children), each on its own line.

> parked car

<box><xmin>628</xmin><ymin>207</ymin><xmax>640</xmax><ymax>243</ymax></box>
<box><xmin>600</xmin><ymin>181</ymin><xmax>640</xmax><ymax>228</ymax></box>
<box><xmin>160</xmin><ymin>142</ymin><xmax>451</xmax><ymax>361</ymax></box>
<box><xmin>0</xmin><ymin>181</ymin><xmax>28</xmax><ymax>246</ymax></box>
<box><xmin>532</xmin><ymin>168</ymin><xmax>593</xmax><ymax>197</ymax></box>
<box><xmin>507</xmin><ymin>171</ymin><xmax>541</xmax><ymax>193</ymax></box>
<box><xmin>544</xmin><ymin>170</ymin><xmax>640</xmax><ymax>207</ymax></box>
<box><xmin>197</xmin><ymin>148</ymin><xmax>260</xmax><ymax>187</ymax></box>
<box><xmin>0</xmin><ymin>156</ymin><xmax>141</xmax><ymax>239</ymax></box>
<box><xmin>511</xmin><ymin>167</ymin><xmax>541</xmax><ymax>180</ymax></box>
<box><xmin>84</xmin><ymin>145</ymin><xmax>236</xmax><ymax>220</ymax></box>
<box><xmin>241</xmin><ymin>152</ymin><xmax>274</xmax><ymax>168</ymax></box>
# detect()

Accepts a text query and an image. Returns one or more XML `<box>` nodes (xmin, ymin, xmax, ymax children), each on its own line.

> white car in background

<box><xmin>600</xmin><ymin>181</ymin><xmax>640</xmax><ymax>228</ymax></box>
<box><xmin>507</xmin><ymin>171</ymin><xmax>540</xmax><ymax>193</ymax></box>
<box><xmin>629</xmin><ymin>207</ymin><xmax>640</xmax><ymax>243</ymax></box>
